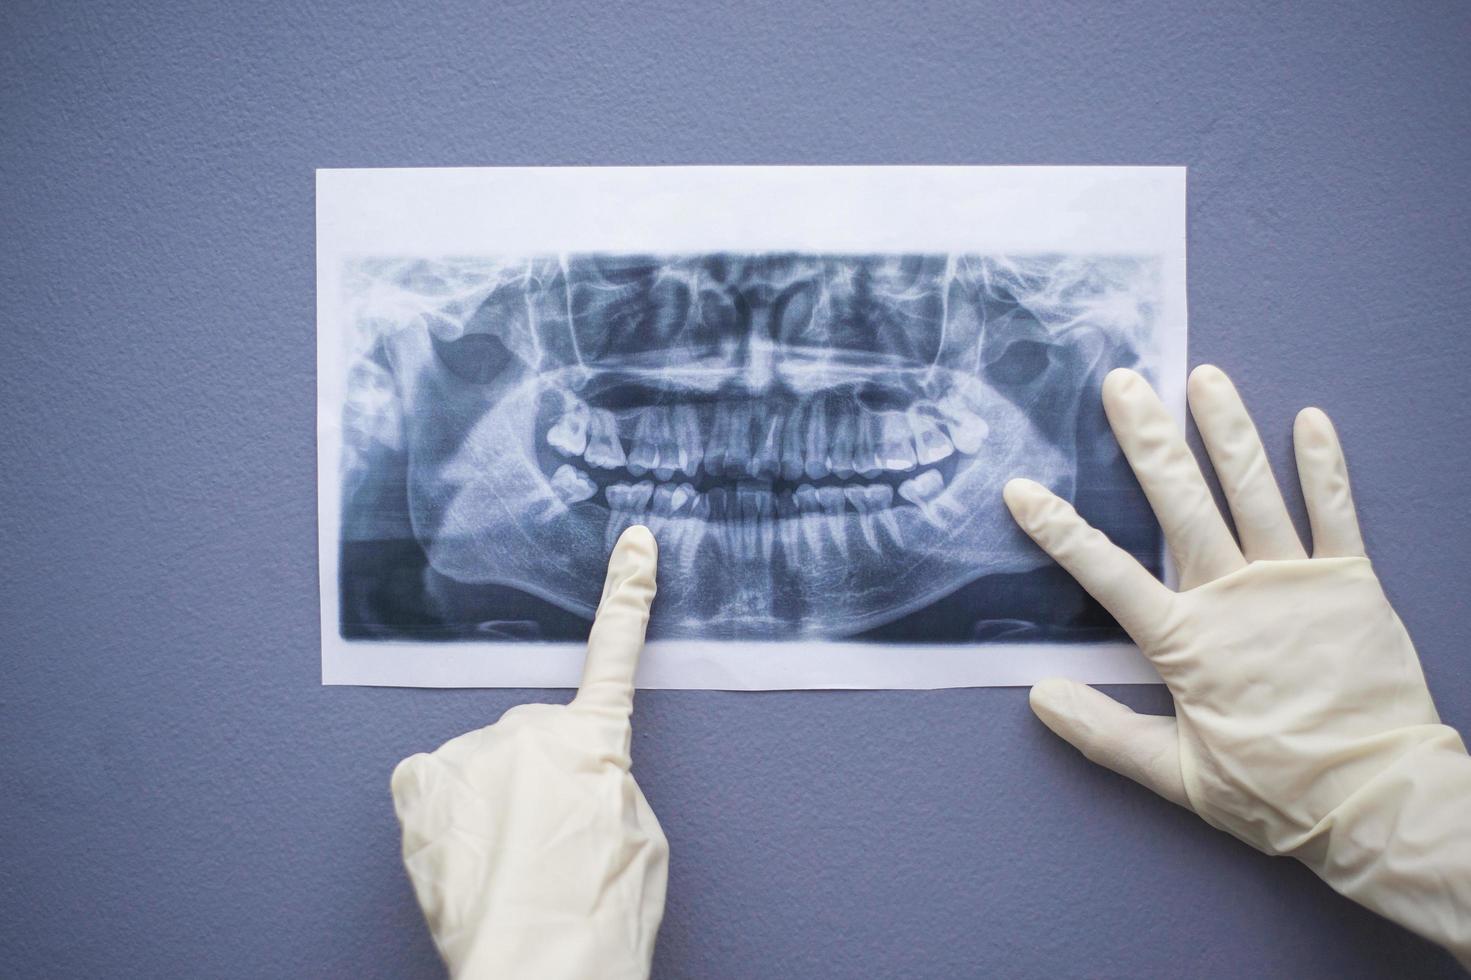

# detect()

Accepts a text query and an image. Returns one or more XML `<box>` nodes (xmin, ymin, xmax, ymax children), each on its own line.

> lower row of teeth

<box><xmin>550</xmin><ymin>465</ymin><xmax>945</xmax><ymax>516</ymax></box>
<box><xmin>556</xmin><ymin>467</ymin><xmax>950</xmax><ymax>557</ymax></box>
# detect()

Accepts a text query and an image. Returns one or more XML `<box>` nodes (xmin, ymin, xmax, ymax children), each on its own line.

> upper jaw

<box><xmin>534</xmin><ymin>352</ymin><xmax>989</xmax><ymax>505</ymax></box>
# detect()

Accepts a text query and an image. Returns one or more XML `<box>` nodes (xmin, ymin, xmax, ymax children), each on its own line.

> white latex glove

<box><xmin>1005</xmin><ymin>365</ymin><xmax>1471</xmax><ymax>965</ymax></box>
<box><xmin>390</xmin><ymin>526</ymin><xmax>668</xmax><ymax>980</ymax></box>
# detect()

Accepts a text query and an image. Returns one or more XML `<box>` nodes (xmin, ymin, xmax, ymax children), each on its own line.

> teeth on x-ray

<box><xmin>342</xmin><ymin>252</ymin><xmax>1157</xmax><ymax>638</ymax></box>
<box><xmin>544</xmin><ymin>391</ymin><xmax>981</xmax><ymax>555</ymax></box>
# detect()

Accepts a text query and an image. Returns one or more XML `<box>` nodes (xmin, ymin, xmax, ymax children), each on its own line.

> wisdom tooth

<box><xmin>547</xmin><ymin>399</ymin><xmax>590</xmax><ymax>457</ymax></box>
<box><xmin>898</xmin><ymin>469</ymin><xmax>946</xmax><ymax>524</ymax></box>
<box><xmin>877</xmin><ymin>412</ymin><xmax>918</xmax><ymax>472</ymax></box>
<box><xmin>584</xmin><ymin>408</ymin><xmax>627</xmax><ymax>469</ymax></box>
<box><xmin>550</xmin><ymin>464</ymin><xmax>597</xmax><ymax>504</ymax></box>
<box><xmin>804</xmin><ymin>399</ymin><xmax>830</xmax><ymax>480</ymax></box>
<box><xmin>898</xmin><ymin>469</ymin><xmax>945</xmax><ymax>503</ymax></box>
<box><xmin>908</xmin><ymin>410</ymin><xmax>955</xmax><ymax>466</ymax></box>
<box><xmin>937</xmin><ymin>394</ymin><xmax>989</xmax><ymax>454</ymax></box>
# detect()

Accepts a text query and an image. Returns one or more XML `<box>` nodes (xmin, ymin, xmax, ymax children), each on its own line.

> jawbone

<box><xmin>353</xmin><ymin>252</ymin><xmax>1150</xmax><ymax>640</ymax></box>
<box><xmin>412</xmin><ymin>358</ymin><xmax>1073</xmax><ymax>640</ymax></box>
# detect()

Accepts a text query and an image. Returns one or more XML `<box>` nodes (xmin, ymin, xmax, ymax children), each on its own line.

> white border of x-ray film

<box><xmin>317</xmin><ymin>166</ymin><xmax>1186</xmax><ymax>689</ymax></box>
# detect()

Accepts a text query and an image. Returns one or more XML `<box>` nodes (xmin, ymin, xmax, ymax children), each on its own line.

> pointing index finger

<box><xmin>572</xmin><ymin>525</ymin><xmax>659</xmax><ymax>717</ymax></box>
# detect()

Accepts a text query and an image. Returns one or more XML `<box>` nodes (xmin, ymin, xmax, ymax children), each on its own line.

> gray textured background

<box><xmin>3</xmin><ymin>1</ymin><xmax>1468</xmax><ymax>976</ymax></box>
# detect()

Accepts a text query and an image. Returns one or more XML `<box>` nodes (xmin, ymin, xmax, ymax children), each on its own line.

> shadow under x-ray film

<box><xmin>338</xmin><ymin>253</ymin><xmax>1163</xmax><ymax>643</ymax></box>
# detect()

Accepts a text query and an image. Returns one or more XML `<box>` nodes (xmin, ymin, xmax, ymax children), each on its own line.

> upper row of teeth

<box><xmin>544</xmin><ymin>394</ymin><xmax>987</xmax><ymax>482</ymax></box>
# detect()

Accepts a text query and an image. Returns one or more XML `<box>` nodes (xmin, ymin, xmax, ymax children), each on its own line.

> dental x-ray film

<box><xmin>317</xmin><ymin>167</ymin><xmax>1186</xmax><ymax>688</ymax></box>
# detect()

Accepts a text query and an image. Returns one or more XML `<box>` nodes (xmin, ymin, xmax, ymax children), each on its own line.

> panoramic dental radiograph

<box><xmin>337</xmin><ymin>252</ymin><xmax>1162</xmax><ymax>643</ymax></box>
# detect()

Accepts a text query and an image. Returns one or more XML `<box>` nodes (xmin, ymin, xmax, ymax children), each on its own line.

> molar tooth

<box><xmin>843</xmin><ymin>485</ymin><xmax>890</xmax><ymax>549</ymax></box>
<box><xmin>780</xmin><ymin>402</ymin><xmax>807</xmax><ymax>481</ymax></box>
<box><xmin>550</xmin><ymin>464</ymin><xmax>597</xmax><ymax>505</ymax></box>
<box><xmin>852</xmin><ymin>413</ymin><xmax>883</xmax><ymax>479</ymax></box>
<box><xmin>546</xmin><ymin>398</ymin><xmax>590</xmax><ymax>457</ymax></box>
<box><xmin>803</xmin><ymin>398</ymin><xmax>830</xmax><ymax>480</ymax></box>
<box><xmin>603</xmin><ymin>481</ymin><xmax>636</xmax><ymax>549</ymax></box>
<box><xmin>605</xmin><ymin>482</ymin><xmax>634</xmax><ymax>511</ymax></box>
<box><xmin>877</xmin><ymin>412</ymin><xmax>919</xmax><ymax>472</ymax></box>
<box><xmin>816</xmin><ymin>485</ymin><xmax>848</xmax><ymax>557</ymax></box>
<box><xmin>863</xmin><ymin>483</ymin><xmax>902</xmax><ymax>543</ymax></box>
<box><xmin>908</xmin><ymin>409</ymin><xmax>955</xmax><ymax>466</ymax></box>
<box><xmin>794</xmin><ymin>484</ymin><xmax>825</xmax><ymax>555</ymax></box>
<box><xmin>584</xmin><ymin>408</ymin><xmax>627</xmax><ymax>469</ymax></box>
<box><xmin>843</xmin><ymin>484</ymin><xmax>893</xmax><ymax>513</ymax></box>
<box><xmin>828</xmin><ymin>413</ymin><xmax>856</xmax><ymax>479</ymax></box>
<box><xmin>627</xmin><ymin>411</ymin><xmax>659</xmax><ymax>477</ymax></box>
<box><xmin>627</xmin><ymin>481</ymin><xmax>654</xmax><ymax>512</ymax></box>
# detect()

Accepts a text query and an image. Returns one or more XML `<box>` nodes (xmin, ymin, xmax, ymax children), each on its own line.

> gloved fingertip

<box><xmin>614</xmin><ymin>524</ymin><xmax>658</xmax><ymax>564</ymax></box>
<box><xmin>1002</xmin><ymin>477</ymin><xmax>1044</xmax><ymax>515</ymax></box>
<box><xmin>1028</xmin><ymin>676</ymin><xmax>1079</xmax><ymax>727</ymax></box>
<box><xmin>621</xmin><ymin>522</ymin><xmax>656</xmax><ymax>550</ymax></box>
<box><xmin>1102</xmin><ymin>366</ymin><xmax>1144</xmax><ymax>398</ymax></box>
<box><xmin>1187</xmin><ymin>362</ymin><xmax>1229</xmax><ymax>393</ymax></box>
<box><xmin>1294</xmin><ymin>406</ymin><xmax>1333</xmax><ymax>444</ymax></box>
<box><xmin>602</xmin><ymin>525</ymin><xmax>658</xmax><ymax>605</ymax></box>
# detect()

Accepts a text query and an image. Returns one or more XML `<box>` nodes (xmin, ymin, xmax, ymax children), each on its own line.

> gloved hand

<box><xmin>390</xmin><ymin>526</ymin><xmax>668</xmax><ymax>980</ymax></box>
<box><xmin>1005</xmin><ymin>365</ymin><xmax>1471</xmax><ymax>965</ymax></box>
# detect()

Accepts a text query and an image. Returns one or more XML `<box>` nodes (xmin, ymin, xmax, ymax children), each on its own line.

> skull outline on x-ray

<box><xmin>341</xmin><ymin>253</ymin><xmax>1157</xmax><ymax>639</ymax></box>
